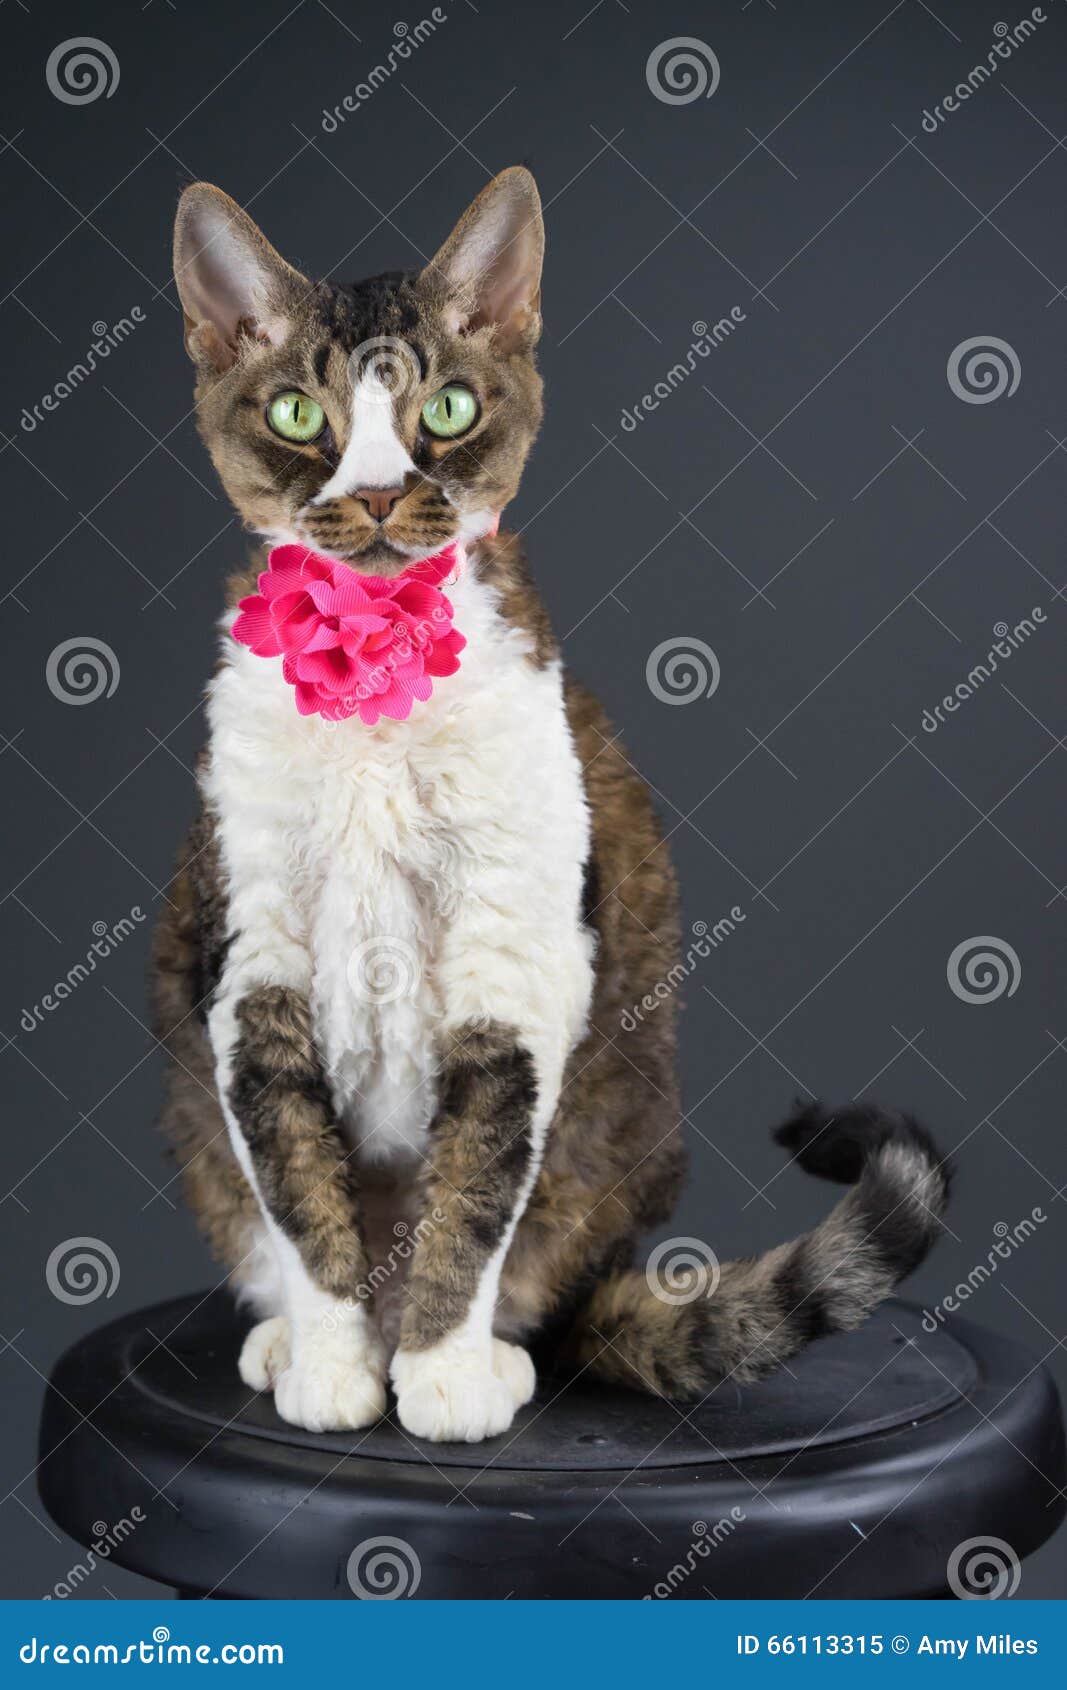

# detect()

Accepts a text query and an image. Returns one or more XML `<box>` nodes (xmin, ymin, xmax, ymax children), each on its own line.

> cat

<box><xmin>153</xmin><ymin>166</ymin><xmax>949</xmax><ymax>1443</ymax></box>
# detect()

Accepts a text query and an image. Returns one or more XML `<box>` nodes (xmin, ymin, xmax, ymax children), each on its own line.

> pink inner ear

<box><xmin>177</xmin><ymin>189</ymin><xmax>297</xmax><ymax>359</ymax></box>
<box><xmin>442</xmin><ymin>301</ymin><xmax>470</xmax><ymax>335</ymax></box>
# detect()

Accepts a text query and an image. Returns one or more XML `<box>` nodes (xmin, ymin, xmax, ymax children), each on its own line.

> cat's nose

<box><xmin>353</xmin><ymin>486</ymin><xmax>405</xmax><ymax>522</ymax></box>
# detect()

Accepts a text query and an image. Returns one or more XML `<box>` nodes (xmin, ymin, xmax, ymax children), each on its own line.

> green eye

<box><xmin>421</xmin><ymin>384</ymin><xmax>478</xmax><ymax>439</ymax></box>
<box><xmin>266</xmin><ymin>391</ymin><xmax>326</xmax><ymax>443</ymax></box>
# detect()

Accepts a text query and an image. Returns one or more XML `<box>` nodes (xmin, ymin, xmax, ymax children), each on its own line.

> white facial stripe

<box><xmin>314</xmin><ymin>371</ymin><xmax>416</xmax><ymax>500</ymax></box>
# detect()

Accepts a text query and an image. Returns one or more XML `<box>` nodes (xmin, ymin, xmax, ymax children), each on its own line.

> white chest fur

<box><xmin>203</xmin><ymin>569</ymin><xmax>594</xmax><ymax>1169</ymax></box>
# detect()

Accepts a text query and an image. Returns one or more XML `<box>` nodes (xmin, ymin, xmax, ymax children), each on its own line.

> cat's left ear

<box><xmin>422</xmin><ymin>167</ymin><xmax>544</xmax><ymax>351</ymax></box>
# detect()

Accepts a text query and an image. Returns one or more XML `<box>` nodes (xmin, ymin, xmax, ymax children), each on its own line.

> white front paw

<box><xmin>272</xmin><ymin>1329</ymin><xmax>387</xmax><ymax>1433</ymax></box>
<box><xmin>239</xmin><ymin>1315</ymin><xmax>292</xmax><ymax>1391</ymax></box>
<box><xmin>391</xmin><ymin>1339</ymin><xmax>536</xmax><ymax>1443</ymax></box>
<box><xmin>491</xmin><ymin>1338</ymin><xmax>537</xmax><ymax>1409</ymax></box>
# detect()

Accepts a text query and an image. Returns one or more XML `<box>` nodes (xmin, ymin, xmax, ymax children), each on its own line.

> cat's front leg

<box><xmin>390</xmin><ymin>1020</ymin><xmax>553</xmax><ymax>1442</ymax></box>
<box><xmin>390</xmin><ymin>871</ymin><xmax>594</xmax><ymax>1443</ymax></box>
<box><xmin>209</xmin><ymin>979</ymin><xmax>387</xmax><ymax>1432</ymax></box>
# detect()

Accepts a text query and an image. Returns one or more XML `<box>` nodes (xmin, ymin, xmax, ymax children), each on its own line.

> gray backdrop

<box><xmin>1</xmin><ymin>0</ymin><xmax>1064</xmax><ymax>1599</ymax></box>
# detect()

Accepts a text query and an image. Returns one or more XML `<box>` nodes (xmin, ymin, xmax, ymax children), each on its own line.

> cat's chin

<box><xmin>351</xmin><ymin>537</ymin><xmax>451</xmax><ymax>573</ymax></box>
<box><xmin>259</xmin><ymin>529</ymin><xmax>452</xmax><ymax>576</ymax></box>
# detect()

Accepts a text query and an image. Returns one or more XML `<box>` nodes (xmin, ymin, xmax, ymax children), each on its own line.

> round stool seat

<box><xmin>38</xmin><ymin>1291</ymin><xmax>1065</xmax><ymax>1598</ymax></box>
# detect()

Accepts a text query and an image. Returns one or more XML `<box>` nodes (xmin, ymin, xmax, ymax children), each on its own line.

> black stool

<box><xmin>38</xmin><ymin>1291</ymin><xmax>1065</xmax><ymax>1599</ymax></box>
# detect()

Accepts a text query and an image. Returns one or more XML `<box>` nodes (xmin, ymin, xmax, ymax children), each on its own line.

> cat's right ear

<box><xmin>422</xmin><ymin>167</ymin><xmax>544</xmax><ymax>351</ymax></box>
<box><xmin>173</xmin><ymin>184</ymin><xmax>307</xmax><ymax>373</ymax></box>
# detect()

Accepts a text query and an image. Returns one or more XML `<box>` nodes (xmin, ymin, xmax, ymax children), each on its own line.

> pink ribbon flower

<box><xmin>232</xmin><ymin>542</ymin><xmax>466</xmax><ymax>725</ymax></box>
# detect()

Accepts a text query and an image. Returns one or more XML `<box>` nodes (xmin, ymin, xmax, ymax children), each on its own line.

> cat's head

<box><xmin>173</xmin><ymin>168</ymin><xmax>543</xmax><ymax>574</ymax></box>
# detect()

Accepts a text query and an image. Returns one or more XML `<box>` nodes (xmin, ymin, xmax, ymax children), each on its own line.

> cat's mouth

<box><xmin>320</xmin><ymin>534</ymin><xmax>427</xmax><ymax>573</ymax></box>
<box><xmin>298</xmin><ymin>483</ymin><xmax>459</xmax><ymax>576</ymax></box>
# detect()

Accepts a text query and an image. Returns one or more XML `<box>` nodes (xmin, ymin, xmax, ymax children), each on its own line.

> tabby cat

<box><xmin>154</xmin><ymin>167</ymin><xmax>949</xmax><ymax>1442</ymax></box>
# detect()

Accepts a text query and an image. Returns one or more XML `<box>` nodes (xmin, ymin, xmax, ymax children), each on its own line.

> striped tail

<box><xmin>573</xmin><ymin>1102</ymin><xmax>951</xmax><ymax>1399</ymax></box>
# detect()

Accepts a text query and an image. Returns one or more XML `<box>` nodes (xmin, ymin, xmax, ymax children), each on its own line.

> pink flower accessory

<box><xmin>231</xmin><ymin>540</ymin><xmax>468</xmax><ymax>725</ymax></box>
